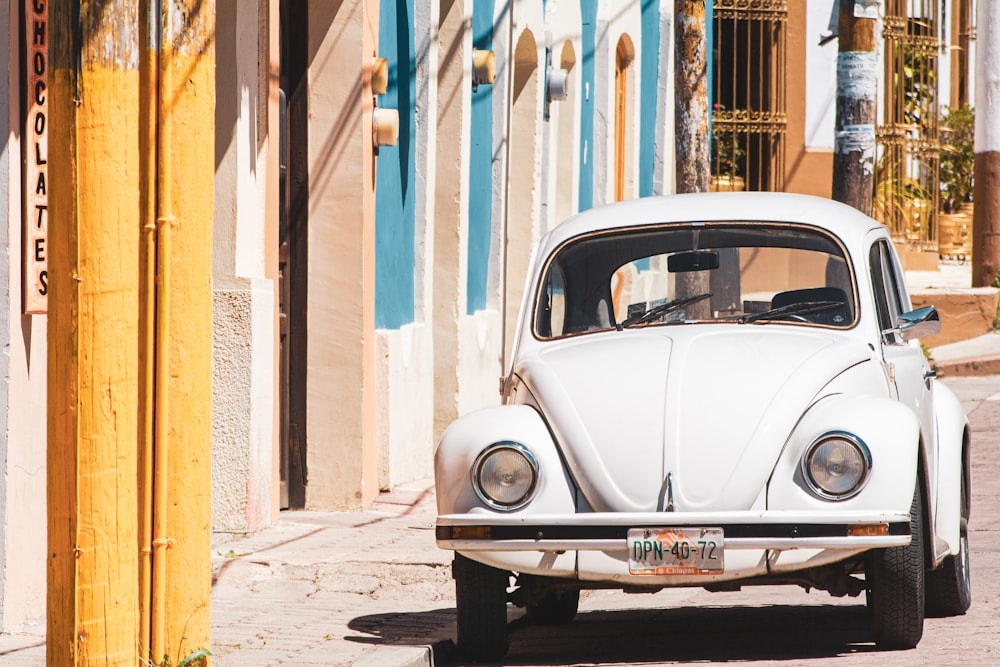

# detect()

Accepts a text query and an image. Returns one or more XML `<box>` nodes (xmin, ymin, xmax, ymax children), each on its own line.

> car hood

<box><xmin>515</xmin><ymin>328</ymin><xmax>872</xmax><ymax>513</ymax></box>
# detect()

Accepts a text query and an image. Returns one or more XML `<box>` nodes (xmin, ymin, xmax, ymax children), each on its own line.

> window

<box><xmin>711</xmin><ymin>0</ymin><xmax>787</xmax><ymax>192</ymax></box>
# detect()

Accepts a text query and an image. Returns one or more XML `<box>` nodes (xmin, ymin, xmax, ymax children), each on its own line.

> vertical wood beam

<box><xmin>155</xmin><ymin>0</ymin><xmax>215</xmax><ymax>661</ymax></box>
<box><xmin>47</xmin><ymin>2</ymin><xmax>141</xmax><ymax>664</ymax></box>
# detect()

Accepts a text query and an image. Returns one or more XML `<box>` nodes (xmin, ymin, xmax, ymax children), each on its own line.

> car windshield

<box><xmin>534</xmin><ymin>222</ymin><xmax>857</xmax><ymax>339</ymax></box>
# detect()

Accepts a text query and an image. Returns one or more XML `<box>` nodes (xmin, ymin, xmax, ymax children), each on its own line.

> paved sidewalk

<box><xmin>0</xmin><ymin>483</ymin><xmax>458</xmax><ymax>667</ymax></box>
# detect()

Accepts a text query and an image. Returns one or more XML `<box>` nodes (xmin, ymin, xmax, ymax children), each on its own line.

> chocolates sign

<box><xmin>24</xmin><ymin>0</ymin><xmax>48</xmax><ymax>313</ymax></box>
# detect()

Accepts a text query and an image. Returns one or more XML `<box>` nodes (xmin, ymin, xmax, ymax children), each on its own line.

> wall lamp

<box><xmin>472</xmin><ymin>49</ymin><xmax>496</xmax><ymax>92</ymax></box>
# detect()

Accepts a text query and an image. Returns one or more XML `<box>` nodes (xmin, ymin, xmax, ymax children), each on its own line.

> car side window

<box><xmin>536</xmin><ymin>265</ymin><xmax>567</xmax><ymax>337</ymax></box>
<box><xmin>869</xmin><ymin>241</ymin><xmax>904</xmax><ymax>344</ymax></box>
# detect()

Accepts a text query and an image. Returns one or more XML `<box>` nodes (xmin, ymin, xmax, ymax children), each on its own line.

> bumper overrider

<box><xmin>437</xmin><ymin>510</ymin><xmax>910</xmax><ymax>551</ymax></box>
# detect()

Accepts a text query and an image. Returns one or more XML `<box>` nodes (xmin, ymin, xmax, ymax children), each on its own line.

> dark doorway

<box><xmin>279</xmin><ymin>0</ymin><xmax>309</xmax><ymax>509</ymax></box>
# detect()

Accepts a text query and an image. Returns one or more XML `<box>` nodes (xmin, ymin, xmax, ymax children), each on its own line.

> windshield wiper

<box><xmin>740</xmin><ymin>300</ymin><xmax>842</xmax><ymax>324</ymax></box>
<box><xmin>618</xmin><ymin>292</ymin><xmax>713</xmax><ymax>330</ymax></box>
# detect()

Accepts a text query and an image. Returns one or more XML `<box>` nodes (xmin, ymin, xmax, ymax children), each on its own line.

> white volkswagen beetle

<box><xmin>435</xmin><ymin>193</ymin><xmax>971</xmax><ymax>659</ymax></box>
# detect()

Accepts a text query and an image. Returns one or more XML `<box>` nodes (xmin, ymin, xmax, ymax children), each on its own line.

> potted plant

<box><xmin>710</xmin><ymin>103</ymin><xmax>745</xmax><ymax>191</ymax></box>
<box><xmin>938</xmin><ymin>105</ymin><xmax>975</xmax><ymax>259</ymax></box>
<box><xmin>939</xmin><ymin>105</ymin><xmax>975</xmax><ymax>214</ymax></box>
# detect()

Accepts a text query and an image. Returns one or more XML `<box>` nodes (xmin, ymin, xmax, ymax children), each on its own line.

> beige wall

<box><xmin>212</xmin><ymin>0</ymin><xmax>280</xmax><ymax>532</ymax></box>
<box><xmin>784</xmin><ymin>2</ymin><xmax>833</xmax><ymax>198</ymax></box>
<box><xmin>304</xmin><ymin>0</ymin><xmax>379</xmax><ymax>509</ymax></box>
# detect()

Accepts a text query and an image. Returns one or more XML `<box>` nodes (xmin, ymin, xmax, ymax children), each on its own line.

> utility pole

<box><xmin>145</xmin><ymin>1</ymin><xmax>215</xmax><ymax>663</ymax></box>
<box><xmin>674</xmin><ymin>0</ymin><xmax>710</xmax><ymax>195</ymax></box>
<box><xmin>48</xmin><ymin>3</ymin><xmax>142</xmax><ymax>664</ymax></box>
<box><xmin>674</xmin><ymin>0</ymin><xmax>713</xmax><ymax>318</ymax></box>
<box><xmin>48</xmin><ymin>2</ymin><xmax>215</xmax><ymax>665</ymax></box>
<box><xmin>973</xmin><ymin>0</ymin><xmax>1000</xmax><ymax>286</ymax></box>
<box><xmin>832</xmin><ymin>0</ymin><xmax>879</xmax><ymax>214</ymax></box>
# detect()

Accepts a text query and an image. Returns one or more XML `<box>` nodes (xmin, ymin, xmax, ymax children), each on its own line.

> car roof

<box><xmin>537</xmin><ymin>192</ymin><xmax>886</xmax><ymax>259</ymax></box>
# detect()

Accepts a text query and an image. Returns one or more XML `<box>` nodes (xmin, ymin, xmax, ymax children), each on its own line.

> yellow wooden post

<box><xmin>47</xmin><ymin>2</ymin><xmax>141</xmax><ymax>665</ymax></box>
<box><xmin>151</xmin><ymin>1</ymin><xmax>215</xmax><ymax>663</ymax></box>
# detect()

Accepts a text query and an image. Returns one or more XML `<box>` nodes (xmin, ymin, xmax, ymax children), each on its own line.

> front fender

<box><xmin>768</xmin><ymin>394</ymin><xmax>920</xmax><ymax>514</ymax></box>
<box><xmin>932</xmin><ymin>381</ymin><xmax>970</xmax><ymax>561</ymax></box>
<box><xmin>434</xmin><ymin>405</ymin><xmax>577</xmax><ymax>516</ymax></box>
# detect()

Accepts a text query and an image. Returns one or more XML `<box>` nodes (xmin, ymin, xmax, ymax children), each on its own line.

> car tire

<box><xmin>453</xmin><ymin>553</ymin><xmax>510</xmax><ymax>660</ymax></box>
<box><xmin>526</xmin><ymin>589</ymin><xmax>580</xmax><ymax>625</ymax></box>
<box><xmin>866</xmin><ymin>484</ymin><xmax>925</xmax><ymax>649</ymax></box>
<box><xmin>926</xmin><ymin>467</ymin><xmax>972</xmax><ymax>617</ymax></box>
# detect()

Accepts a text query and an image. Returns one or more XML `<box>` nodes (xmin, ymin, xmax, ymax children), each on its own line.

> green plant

<box><xmin>146</xmin><ymin>648</ymin><xmax>212</xmax><ymax>667</ymax></box>
<box><xmin>177</xmin><ymin>649</ymin><xmax>212</xmax><ymax>667</ymax></box>
<box><xmin>939</xmin><ymin>104</ymin><xmax>975</xmax><ymax>213</ymax></box>
<box><xmin>711</xmin><ymin>103</ymin><xmax>745</xmax><ymax>178</ymax></box>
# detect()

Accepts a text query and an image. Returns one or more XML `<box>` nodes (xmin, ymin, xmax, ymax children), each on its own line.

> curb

<box><xmin>351</xmin><ymin>639</ymin><xmax>455</xmax><ymax>667</ymax></box>
<box><xmin>934</xmin><ymin>354</ymin><xmax>1000</xmax><ymax>378</ymax></box>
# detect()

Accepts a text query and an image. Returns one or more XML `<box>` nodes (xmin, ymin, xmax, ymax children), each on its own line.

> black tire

<box><xmin>926</xmin><ymin>467</ymin><xmax>972</xmax><ymax>617</ymax></box>
<box><xmin>866</xmin><ymin>485</ymin><xmax>925</xmax><ymax>649</ymax></box>
<box><xmin>526</xmin><ymin>589</ymin><xmax>580</xmax><ymax>626</ymax></box>
<box><xmin>453</xmin><ymin>553</ymin><xmax>510</xmax><ymax>660</ymax></box>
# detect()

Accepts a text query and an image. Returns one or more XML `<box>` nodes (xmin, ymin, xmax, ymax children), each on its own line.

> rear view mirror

<box><xmin>668</xmin><ymin>250</ymin><xmax>720</xmax><ymax>273</ymax></box>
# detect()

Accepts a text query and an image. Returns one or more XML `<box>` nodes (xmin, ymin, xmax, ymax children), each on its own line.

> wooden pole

<box><xmin>973</xmin><ymin>0</ymin><xmax>1000</xmax><ymax>286</ymax></box>
<box><xmin>831</xmin><ymin>0</ymin><xmax>878</xmax><ymax>215</ymax></box>
<box><xmin>47</xmin><ymin>3</ymin><xmax>141</xmax><ymax>664</ymax></box>
<box><xmin>151</xmin><ymin>0</ymin><xmax>216</xmax><ymax>662</ymax></box>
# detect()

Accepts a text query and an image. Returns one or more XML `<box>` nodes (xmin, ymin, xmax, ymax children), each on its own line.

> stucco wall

<box><xmin>212</xmin><ymin>281</ymin><xmax>275</xmax><ymax>532</ymax></box>
<box><xmin>212</xmin><ymin>0</ymin><xmax>278</xmax><ymax>532</ymax></box>
<box><xmin>376</xmin><ymin>325</ymin><xmax>434</xmax><ymax>486</ymax></box>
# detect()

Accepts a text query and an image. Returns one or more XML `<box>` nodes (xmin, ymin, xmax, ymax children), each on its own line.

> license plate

<box><xmin>627</xmin><ymin>527</ymin><xmax>725</xmax><ymax>575</ymax></box>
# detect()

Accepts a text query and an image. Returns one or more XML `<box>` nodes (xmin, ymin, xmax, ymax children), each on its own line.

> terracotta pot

<box><xmin>710</xmin><ymin>175</ymin><xmax>745</xmax><ymax>192</ymax></box>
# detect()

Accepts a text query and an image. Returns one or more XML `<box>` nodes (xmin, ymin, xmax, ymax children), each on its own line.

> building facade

<box><xmin>0</xmin><ymin>0</ymin><xmax>979</xmax><ymax>632</ymax></box>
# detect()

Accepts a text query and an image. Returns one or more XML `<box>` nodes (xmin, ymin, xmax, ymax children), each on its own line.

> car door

<box><xmin>868</xmin><ymin>238</ymin><xmax>937</xmax><ymax>499</ymax></box>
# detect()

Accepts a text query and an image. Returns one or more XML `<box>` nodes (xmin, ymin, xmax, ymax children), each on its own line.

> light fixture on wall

<box><xmin>472</xmin><ymin>49</ymin><xmax>496</xmax><ymax>92</ymax></box>
<box><xmin>547</xmin><ymin>67</ymin><xmax>570</xmax><ymax>102</ymax></box>
<box><xmin>373</xmin><ymin>107</ymin><xmax>399</xmax><ymax>152</ymax></box>
<box><xmin>371</xmin><ymin>57</ymin><xmax>389</xmax><ymax>96</ymax></box>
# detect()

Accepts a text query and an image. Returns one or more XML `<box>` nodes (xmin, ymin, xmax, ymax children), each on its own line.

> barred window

<box><xmin>711</xmin><ymin>0</ymin><xmax>788</xmax><ymax>193</ymax></box>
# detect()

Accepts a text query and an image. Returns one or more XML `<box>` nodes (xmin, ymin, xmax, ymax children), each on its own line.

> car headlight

<box><xmin>472</xmin><ymin>442</ymin><xmax>539</xmax><ymax>511</ymax></box>
<box><xmin>801</xmin><ymin>431</ymin><xmax>871</xmax><ymax>500</ymax></box>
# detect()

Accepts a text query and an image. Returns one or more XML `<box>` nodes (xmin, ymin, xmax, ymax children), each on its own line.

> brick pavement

<box><xmin>1</xmin><ymin>374</ymin><xmax>998</xmax><ymax>666</ymax></box>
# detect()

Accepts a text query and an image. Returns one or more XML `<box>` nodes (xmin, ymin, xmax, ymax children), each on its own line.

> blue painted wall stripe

<box><xmin>578</xmin><ymin>0</ymin><xmax>597</xmax><ymax>212</ymax></box>
<box><xmin>467</xmin><ymin>0</ymin><xmax>496</xmax><ymax>314</ymax></box>
<box><xmin>639</xmin><ymin>0</ymin><xmax>660</xmax><ymax>198</ymax></box>
<box><xmin>375</xmin><ymin>0</ymin><xmax>416</xmax><ymax>329</ymax></box>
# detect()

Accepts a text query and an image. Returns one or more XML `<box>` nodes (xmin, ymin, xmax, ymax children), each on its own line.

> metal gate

<box><xmin>711</xmin><ymin>0</ymin><xmax>787</xmax><ymax>193</ymax></box>
<box><xmin>875</xmin><ymin>0</ymin><xmax>941</xmax><ymax>248</ymax></box>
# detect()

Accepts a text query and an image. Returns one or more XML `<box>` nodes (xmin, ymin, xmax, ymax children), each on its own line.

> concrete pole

<box><xmin>973</xmin><ymin>0</ymin><xmax>1000</xmax><ymax>286</ymax></box>
<box><xmin>831</xmin><ymin>0</ymin><xmax>878</xmax><ymax>215</ymax></box>
<box><xmin>47</xmin><ymin>3</ymin><xmax>141</xmax><ymax>664</ymax></box>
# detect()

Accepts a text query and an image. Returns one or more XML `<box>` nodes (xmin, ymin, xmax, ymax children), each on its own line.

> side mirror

<box><xmin>893</xmin><ymin>305</ymin><xmax>941</xmax><ymax>341</ymax></box>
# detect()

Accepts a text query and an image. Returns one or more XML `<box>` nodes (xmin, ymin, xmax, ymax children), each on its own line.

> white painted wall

<box><xmin>806</xmin><ymin>0</ymin><xmax>838</xmax><ymax>150</ymax></box>
<box><xmin>1</xmin><ymin>0</ymin><xmax>47</xmax><ymax>631</ymax></box>
<box><xmin>212</xmin><ymin>0</ymin><xmax>276</xmax><ymax>531</ymax></box>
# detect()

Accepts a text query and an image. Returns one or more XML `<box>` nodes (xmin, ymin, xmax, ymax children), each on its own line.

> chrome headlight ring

<box><xmin>472</xmin><ymin>441</ymin><xmax>539</xmax><ymax>511</ymax></box>
<box><xmin>801</xmin><ymin>431</ymin><xmax>872</xmax><ymax>501</ymax></box>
